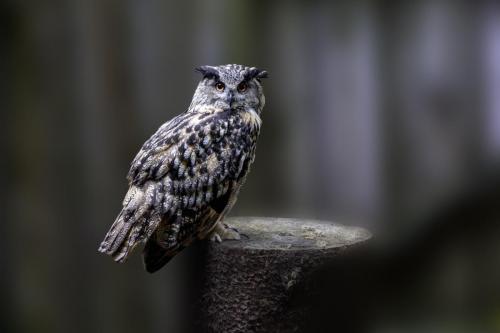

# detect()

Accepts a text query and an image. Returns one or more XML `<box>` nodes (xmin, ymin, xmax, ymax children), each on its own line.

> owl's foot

<box><xmin>209</xmin><ymin>222</ymin><xmax>241</xmax><ymax>243</ymax></box>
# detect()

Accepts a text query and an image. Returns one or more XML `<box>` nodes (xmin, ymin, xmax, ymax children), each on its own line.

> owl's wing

<box><xmin>100</xmin><ymin>110</ymin><xmax>247</xmax><ymax>268</ymax></box>
<box><xmin>127</xmin><ymin>111</ymin><xmax>243</xmax><ymax>212</ymax></box>
<box><xmin>127</xmin><ymin>111</ymin><xmax>194</xmax><ymax>185</ymax></box>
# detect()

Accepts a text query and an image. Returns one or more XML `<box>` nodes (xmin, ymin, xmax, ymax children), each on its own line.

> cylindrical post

<box><xmin>198</xmin><ymin>217</ymin><xmax>371</xmax><ymax>333</ymax></box>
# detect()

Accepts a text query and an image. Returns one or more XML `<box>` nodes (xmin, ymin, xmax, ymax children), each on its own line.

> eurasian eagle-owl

<box><xmin>98</xmin><ymin>64</ymin><xmax>267</xmax><ymax>273</ymax></box>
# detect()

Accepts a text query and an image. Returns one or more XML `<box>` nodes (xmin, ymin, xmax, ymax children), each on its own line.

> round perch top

<box><xmin>222</xmin><ymin>217</ymin><xmax>371</xmax><ymax>252</ymax></box>
<box><xmin>200</xmin><ymin>217</ymin><xmax>372</xmax><ymax>332</ymax></box>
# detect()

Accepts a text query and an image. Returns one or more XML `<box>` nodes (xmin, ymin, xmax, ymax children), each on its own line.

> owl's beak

<box><xmin>227</xmin><ymin>90</ymin><xmax>235</xmax><ymax>108</ymax></box>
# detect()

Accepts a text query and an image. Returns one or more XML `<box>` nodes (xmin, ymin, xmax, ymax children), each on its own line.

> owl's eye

<box><xmin>215</xmin><ymin>82</ymin><xmax>225</xmax><ymax>92</ymax></box>
<box><xmin>237</xmin><ymin>82</ymin><xmax>248</xmax><ymax>93</ymax></box>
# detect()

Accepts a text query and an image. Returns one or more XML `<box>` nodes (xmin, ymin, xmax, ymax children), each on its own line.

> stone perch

<box><xmin>198</xmin><ymin>217</ymin><xmax>372</xmax><ymax>333</ymax></box>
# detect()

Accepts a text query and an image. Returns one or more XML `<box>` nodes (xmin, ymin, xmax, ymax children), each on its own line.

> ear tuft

<box><xmin>245</xmin><ymin>67</ymin><xmax>269</xmax><ymax>81</ymax></box>
<box><xmin>257</xmin><ymin>70</ymin><xmax>268</xmax><ymax>79</ymax></box>
<box><xmin>195</xmin><ymin>65</ymin><xmax>219</xmax><ymax>80</ymax></box>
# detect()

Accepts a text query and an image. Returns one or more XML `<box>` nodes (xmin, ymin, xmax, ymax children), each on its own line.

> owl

<box><xmin>98</xmin><ymin>64</ymin><xmax>268</xmax><ymax>273</ymax></box>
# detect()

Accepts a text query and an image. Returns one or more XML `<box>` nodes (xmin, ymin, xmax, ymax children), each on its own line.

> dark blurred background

<box><xmin>2</xmin><ymin>0</ymin><xmax>500</xmax><ymax>332</ymax></box>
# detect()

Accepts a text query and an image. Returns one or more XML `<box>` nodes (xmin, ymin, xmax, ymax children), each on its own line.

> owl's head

<box><xmin>190</xmin><ymin>64</ymin><xmax>268</xmax><ymax>113</ymax></box>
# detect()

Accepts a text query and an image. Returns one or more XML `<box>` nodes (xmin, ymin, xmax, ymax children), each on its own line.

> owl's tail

<box><xmin>99</xmin><ymin>184</ymin><xmax>163</xmax><ymax>263</ymax></box>
<box><xmin>98</xmin><ymin>209</ymin><xmax>162</xmax><ymax>263</ymax></box>
<box><xmin>98</xmin><ymin>210</ymin><xmax>136</xmax><ymax>262</ymax></box>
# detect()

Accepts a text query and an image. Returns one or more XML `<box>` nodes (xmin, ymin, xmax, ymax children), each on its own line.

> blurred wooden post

<box><xmin>198</xmin><ymin>217</ymin><xmax>371</xmax><ymax>333</ymax></box>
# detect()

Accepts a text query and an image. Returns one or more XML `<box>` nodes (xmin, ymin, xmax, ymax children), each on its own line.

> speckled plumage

<box><xmin>98</xmin><ymin>64</ymin><xmax>267</xmax><ymax>273</ymax></box>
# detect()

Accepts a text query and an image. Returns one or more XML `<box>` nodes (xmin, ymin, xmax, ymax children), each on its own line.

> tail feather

<box><xmin>98</xmin><ymin>209</ymin><xmax>161</xmax><ymax>263</ymax></box>
<box><xmin>143</xmin><ymin>234</ymin><xmax>183</xmax><ymax>273</ymax></box>
<box><xmin>98</xmin><ymin>210</ymin><xmax>134</xmax><ymax>257</ymax></box>
<box><xmin>110</xmin><ymin>218</ymin><xmax>143</xmax><ymax>262</ymax></box>
<box><xmin>99</xmin><ymin>183</ymin><xmax>164</xmax><ymax>263</ymax></box>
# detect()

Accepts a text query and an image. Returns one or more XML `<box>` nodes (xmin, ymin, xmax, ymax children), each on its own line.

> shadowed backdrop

<box><xmin>2</xmin><ymin>0</ymin><xmax>500</xmax><ymax>332</ymax></box>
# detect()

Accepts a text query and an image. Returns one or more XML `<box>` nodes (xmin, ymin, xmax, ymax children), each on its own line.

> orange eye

<box><xmin>237</xmin><ymin>82</ymin><xmax>248</xmax><ymax>93</ymax></box>
<box><xmin>215</xmin><ymin>82</ymin><xmax>225</xmax><ymax>92</ymax></box>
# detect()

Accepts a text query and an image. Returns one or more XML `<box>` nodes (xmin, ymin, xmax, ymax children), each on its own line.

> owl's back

<box><xmin>99</xmin><ymin>106</ymin><xmax>261</xmax><ymax>272</ymax></box>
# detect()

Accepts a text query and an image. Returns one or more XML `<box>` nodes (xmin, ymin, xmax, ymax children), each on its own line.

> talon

<box><xmin>210</xmin><ymin>233</ymin><xmax>222</xmax><ymax>243</ymax></box>
<box><xmin>210</xmin><ymin>221</ymin><xmax>242</xmax><ymax>241</ymax></box>
<box><xmin>228</xmin><ymin>226</ymin><xmax>240</xmax><ymax>234</ymax></box>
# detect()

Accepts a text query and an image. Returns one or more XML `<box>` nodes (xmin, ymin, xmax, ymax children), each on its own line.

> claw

<box><xmin>223</xmin><ymin>223</ymin><xmax>240</xmax><ymax>234</ymax></box>
<box><xmin>209</xmin><ymin>221</ymin><xmax>241</xmax><ymax>241</ymax></box>
<box><xmin>210</xmin><ymin>233</ymin><xmax>222</xmax><ymax>243</ymax></box>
